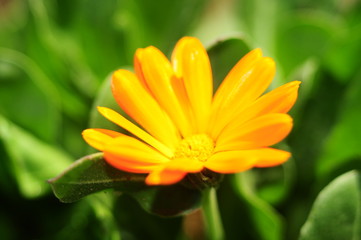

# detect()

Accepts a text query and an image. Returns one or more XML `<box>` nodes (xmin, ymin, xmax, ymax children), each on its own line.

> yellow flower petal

<box><xmin>82</xmin><ymin>128</ymin><xmax>122</xmax><ymax>151</ymax></box>
<box><xmin>145</xmin><ymin>158</ymin><xmax>204</xmax><ymax>185</ymax></box>
<box><xmin>105</xmin><ymin>135</ymin><xmax>170</xmax><ymax>164</ymax></box>
<box><xmin>172</xmin><ymin>36</ymin><xmax>213</xmax><ymax>133</ymax></box>
<box><xmin>209</xmin><ymin>55</ymin><xmax>276</xmax><ymax>139</ymax></box>
<box><xmin>252</xmin><ymin>148</ymin><xmax>291</xmax><ymax>167</ymax></box>
<box><xmin>216</xmin><ymin>113</ymin><xmax>293</xmax><ymax>151</ymax></box>
<box><xmin>205</xmin><ymin>148</ymin><xmax>290</xmax><ymax>173</ymax></box>
<box><xmin>97</xmin><ymin>106</ymin><xmax>174</xmax><ymax>158</ymax></box>
<box><xmin>210</xmin><ymin>48</ymin><xmax>262</xmax><ymax>118</ymax></box>
<box><xmin>112</xmin><ymin>69</ymin><xmax>180</xmax><ymax>148</ymax></box>
<box><xmin>205</xmin><ymin>151</ymin><xmax>258</xmax><ymax>173</ymax></box>
<box><xmin>104</xmin><ymin>153</ymin><xmax>163</xmax><ymax>173</ymax></box>
<box><xmin>134</xmin><ymin>46</ymin><xmax>192</xmax><ymax>137</ymax></box>
<box><xmin>145</xmin><ymin>169</ymin><xmax>187</xmax><ymax>185</ymax></box>
<box><xmin>229</xmin><ymin>81</ymin><xmax>301</xmax><ymax>127</ymax></box>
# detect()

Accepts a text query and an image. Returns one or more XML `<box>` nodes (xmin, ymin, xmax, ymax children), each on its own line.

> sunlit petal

<box><xmin>205</xmin><ymin>151</ymin><xmax>258</xmax><ymax>173</ymax></box>
<box><xmin>210</xmin><ymin>56</ymin><xmax>276</xmax><ymax>139</ymax></box>
<box><xmin>97</xmin><ymin>106</ymin><xmax>174</xmax><ymax>158</ymax></box>
<box><xmin>145</xmin><ymin>169</ymin><xmax>187</xmax><ymax>185</ymax></box>
<box><xmin>216</xmin><ymin>113</ymin><xmax>293</xmax><ymax>151</ymax></box>
<box><xmin>112</xmin><ymin>69</ymin><xmax>180</xmax><ymax>148</ymax></box>
<box><xmin>135</xmin><ymin>47</ymin><xmax>192</xmax><ymax>137</ymax></box>
<box><xmin>227</xmin><ymin>81</ymin><xmax>301</xmax><ymax>128</ymax></box>
<box><xmin>172</xmin><ymin>37</ymin><xmax>213</xmax><ymax>133</ymax></box>
<box><xmin>82</xmin><ymin>128</ymin><xmax>122</xmax><ymax>151</ymax></box>
<box><xmin>206</xmin><ymin>147</ymin><xmax>290</xmax><ymax>173</ymax></box>
<box><xmin>145</xmin><ymin>158</ymin><xmax>204</xmax><ymax>185</ymax></box>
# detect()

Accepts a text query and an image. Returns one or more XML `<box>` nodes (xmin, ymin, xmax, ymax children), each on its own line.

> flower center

<box><xmin>173</xmin><ymin>134</ymin><xmax>214</xmax><ymax>162</ymax></box>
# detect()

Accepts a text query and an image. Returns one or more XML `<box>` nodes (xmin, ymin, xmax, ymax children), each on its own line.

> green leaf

<box><xmin>231</xmin><ymin>172</ymin><xmax>284</xmax><ymax>240</ymax></box>
<box><xmin>48</xmin><ymin>152</ymin><xmax>147</xmax><ymax>203</ymax></box>
<box><xmin>0</xmin><ymin>115</ymin><xmax>72</xmax><ymax>198</ymax></box>
<box><xmin>299</xmin><ymin>170</ymin><xmax>361</xmax><ymax>240</ymax></box>
<box><xmin>49</xmin><ymin>152</ymin><xmax>203</xmax><ymax>217</ymax></box>
<box><xmin>316</xmin><ymin>71</ymin><xmax>361</xmax><ymax>180</ymax></box>
<box><xmin>276</xmin><ymin>12</ymin><xmax>335</xmax><ymax>77</ymax></box>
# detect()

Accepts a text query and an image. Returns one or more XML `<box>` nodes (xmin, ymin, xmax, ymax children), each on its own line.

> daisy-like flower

<box><xmin>83</xmin><ymin>37</ymin><xmax>300</xmax><ymax>186</ymax></box>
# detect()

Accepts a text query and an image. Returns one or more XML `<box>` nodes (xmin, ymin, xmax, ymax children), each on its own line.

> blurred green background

<box><xmin>1</xmin><ymin>0</ymin><xmax>361</xmax><ymax>239</ymax></box>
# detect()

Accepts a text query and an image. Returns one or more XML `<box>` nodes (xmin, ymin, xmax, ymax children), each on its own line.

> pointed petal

<box><xmin>97</xmin><ymin>106</ymin><xmax>174</xmax><ymax>158</ymax></box>
<box><xmin>112</xmin><ymin>69</ymin><xmax>180</xmax><ymax>148</ymax></box>
<box><xmin>252</xmin><ymin>148</ymin><xmax>291</xmax><ymax>167</ymax></box>
<box><xmin>135</xmin><ymin>46</ymin><xmax>192</xmax><ymax>137</ymax></box>
<box><xmin>205</xmin><ymin>151</ymin><xmax>258</xmax><ymax>173</ymax></box>
<box><xmin>145</xmin><ymin>169</ymin><xmax>187</xmax><ymax>185</ymax></box>
<box><xmin>82</xmin><ymin>128</ymin><xmax>123</xmax><ymax>151</ymax></box>
<box><xmin>251</xmin><ymin>81</ymin><xmax>301</xmax><ymax>115</ymax></box>
<box><xmin>172</xmin><ymin>37</ymin><xmax>213</xmax><ymax>133</ymax></box>
<box><xmin>103</xmin><ymin>135</ymin><xmax>170</xmax><ymax>173</ymax></box>
<box><xmin>104</xmin><ymin>153</ymin><xmax>164</xmax><ymax>174</ymax></box>
<box><xmin>227</xmin><ymin>81</ymin><xmax>301</xmax><ymax>128</ymax></box>
<box><xmin>145</xmin><ymin>158</ymin><xmax>204</xmax><ymax>185</ymax></box>
<box><xmin>205</xmin><ymin>148</ymin><xmax>290</xmax><ymax>173</ymax></box>
<box><xmin>105</xmin><ymin>135</ymin><xmax>170</xmax><ymax>164</ymax></box>
<box><xmin>210</xmin><ymin>54</ymin><xmax>276</xmax><ymax>139</ymax></box>
<box><xmin>216</xmin><ymin>113</ymin><xmax>293</xmax><ymax>151</ymax></box>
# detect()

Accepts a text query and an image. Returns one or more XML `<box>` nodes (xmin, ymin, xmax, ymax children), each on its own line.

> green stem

<box><xmin>202</xmin><ymin>187</ymin><xmax>225</xmax><ymax>240</ymax></box>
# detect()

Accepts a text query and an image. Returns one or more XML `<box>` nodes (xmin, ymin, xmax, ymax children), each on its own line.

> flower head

<box><xmin>83</xmin><ymin>37</ymin><xmax>300</xmax><ymax>186</ymax></box>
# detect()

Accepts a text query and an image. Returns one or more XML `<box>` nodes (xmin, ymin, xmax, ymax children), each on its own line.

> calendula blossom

<box><xmin>83</xmin><ymin>37</ymin><xmax>300</xmax><ymax>186</ymax></box>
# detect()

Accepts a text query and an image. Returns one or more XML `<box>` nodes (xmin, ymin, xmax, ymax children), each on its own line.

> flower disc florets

<box><xmin>173</xmin><ymin>134</ymin><xmax>214</xmax><ymax>162</ymax></box>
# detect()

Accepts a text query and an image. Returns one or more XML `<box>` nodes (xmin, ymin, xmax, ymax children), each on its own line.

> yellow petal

<box><xmin>210</xmin><ymin>55</ymin><xmax>276</xmax><ymax>139</ymax></box>
<box><xmin>253</xmin><ymin>148</ymin><xmax>291</xmax><ymax>167</ymax></box>
<box><xmin>205</xmin><ymin>151</ymin><xmax>258</xmax><ymax>173</ymax></box>
<box><xmin>104</xmin><ymin>153</ymin><xmax>163</xmax><ymax>173</ymax></box>
<box><xmin>216</xmin><ymin>113</ymin><xmax>293</xmax><ymax>151</ymax></box>
<box><xmin>82</xmin><ymin>128</ymin><xmax>122</xmax><ymax>151</ymax></box>
<box><xmin>135</xmin><ymin>46</ymin><xmax>192</xmax><ymax>137</ymax></box>
<box><xmin>172</xmin><ymin>37</ymin><xmax>213</xmax><ymax>133</ymax></box>
<box><xmin>145</xmin><ymin>158</ymin><xmax>204</xmax><ymax>185</ymax></box>
<box><xmin>105</xmin><ymin>134</ymin><xmax>170</xmax><ymax>164</ymax></box>
<box><xmin>97</xmin><ymin>106</ymin><xmax>174</xmax><ymax>158</ymax></box>
<box><xmin>112</xmin><ymin>69</ymin><xmax>180</xmax><ymax>148</ymax></box>
<box><xmin>228</xmin><ymin>81</ymin><xmax>301</xmax><ymax>128</ymax></box>
<box><xmin>145</xmin><ymin>169</ymin><xmax>187</xmax><ymax>185</ymax></box>
<box><xmin>205</xmin><ymin>148</ymin><xmax>290</xmax><ymax>173</ymax></box>
<box><xmin>210</xmin><ymin>49</ymin><xmax>262</xmax><ymax>118</ymax></box>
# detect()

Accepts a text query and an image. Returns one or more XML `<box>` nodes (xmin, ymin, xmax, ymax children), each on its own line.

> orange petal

<box><xmin>145</xmin><ymin>169</ymin><xmax>187</xmax><ymax>185</ymax></box>
<box><xmin>104</xmin><ymin>153</ymin><xmax>163</xmax><ymax>173</ymax></box>
<box><xmin>228</xmin><ymin>81</ymin><xmax>301</xmax><ymax>128</ymax></box>
<box><xmin>210</xmin><ymin>49</ymin><xmax>262</xmax><ymax>118</ymax></box>
<box><xmin>172</xmin><ymin>37</ymin><xmax>213</xmax><ymax>133</ymax></box>
<box><xmin>105</xmin><ymin>135</ymin><xmax>170</xmax><ymax>164</ymax></box>
<box><xmin>216</xmin><ymin>113</ymin><xmax>293</xmax><ymax>151</ymax></box>
<box><xmin>135</xmin><ymin>47</ymin><xmax>192</xmax><ymax>137</ymax></box>
<box><xmin>82</xmin><ymin>128</ymin><xmax>122</xmax><ymax>151</ymax></box>
<box><xmin>209</xmin><ymin>54</ymin><xmax>276</xmax><ymax>139</ymax></box>
<box><xmin>252</xmin><ymin>148</ymin><xmax>291</xmax><ymax>167</ymax></box>
<box><xmin>103</xmin><ymin>135</ymin><xmax>170</xmax><ymax>173</ymax></box>
<box><xmin>205</xmin><ymin>151</ymin><xmax>258</xmax><ymax>173</ymax></box>
<box><xmin>145</xmin><ymin>158</ymin><xmax>204</xmax><ymax>185</ymax></box>
<box><xmin>205</xmin><ymin>148</ymin><xmax>290</xmax><ymax>173</ymax></box>
<box><xmin>112</xmin><ymin>69</ymin><xmax>180</xmax><ymax>148</ymax></box>
<box><xmin>97</xmin><ymin>106</ymin><xmax>174</xmax><ymax>158</ymax></box>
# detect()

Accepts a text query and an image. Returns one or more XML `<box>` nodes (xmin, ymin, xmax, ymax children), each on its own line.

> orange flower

<box><xmin>83</xmin><ymin>37</ymin><xmax>300</xmax><ymax>186</ymax></box>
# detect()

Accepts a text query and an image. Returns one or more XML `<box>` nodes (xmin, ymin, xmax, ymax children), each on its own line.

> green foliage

<box><xmin>299</xmin><ymin>171</ymin><xmax>361</xmax><ymax>240</ymax></box>
<box><xmin>48</xmin><ymin>152</ymin><xmax>146</xmax><ymax>203</ymax></box>
<box><xmin>1</xmin><ymin>0</ymin><xmax>361</xmax><ymax>239</ymax></box>
<box><xmin>49</xmin><ymin>152</ymin><xmax>202</xmax><ymax>217</ymax></box>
